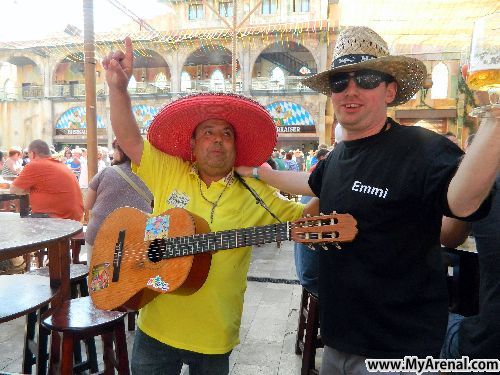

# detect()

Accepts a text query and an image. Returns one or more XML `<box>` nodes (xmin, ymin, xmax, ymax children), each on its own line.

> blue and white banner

<box><xmin>265</xmin><ymin>101</ymin><xmax>315</xmax><ymax>133</ymax></box>
<box><xmin>132</xmin><ymin>105</ymin><xmax>159</xmax><ymax>134</ymax></box>
<box><xmin>55</xmin><ymin>107</ymin><xmax>105</xmax><ymax>135</ymax></box>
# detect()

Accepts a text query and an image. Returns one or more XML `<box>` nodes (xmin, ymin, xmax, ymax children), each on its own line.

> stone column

<box><xmin>169</xmin><ymin>50</ymin><xmax>181</xmax><ymax>94</ymax></box>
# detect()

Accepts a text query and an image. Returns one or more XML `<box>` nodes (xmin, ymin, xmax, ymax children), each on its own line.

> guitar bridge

<box><xmin>112</xmin><ymin>230</ymin><xmax>126</xmax><ymax>282</ymax></box>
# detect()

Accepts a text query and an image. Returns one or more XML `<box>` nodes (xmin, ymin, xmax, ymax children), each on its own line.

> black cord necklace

<box><xmin>198</xmin><ymin>178</ymin><xmax>230</xmax><ymax>223</ymax></box>
<box><xmin>379</xmin><ymin>120</ymin><xmax>390</xmax><ymax>134</ymax></box>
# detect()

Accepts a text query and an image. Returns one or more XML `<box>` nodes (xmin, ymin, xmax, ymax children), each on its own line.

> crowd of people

<box><xmin>0</xmin><ymin>24</ymin><xmax>498</xmax><ymax>375</ymax></box>
<box><xmin>268</xmin><ymin>145</ymin><xmax>334</xmax><ymax>173</ymax></box>
<box><xmin>1</xmin><ymin>144</ymin><xmax>111</xmax><ymax>183</ymax></box>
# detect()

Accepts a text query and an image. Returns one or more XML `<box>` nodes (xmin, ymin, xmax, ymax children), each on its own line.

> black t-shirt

<box><xmin>459</xmin><ymin>175</ymin><xmax>500</xmax><ymax>358</ymax></box>
<box><xmin>309</xmin><ymin>118</ymin><xmax>488</xmax><ymax>358</ymax></box>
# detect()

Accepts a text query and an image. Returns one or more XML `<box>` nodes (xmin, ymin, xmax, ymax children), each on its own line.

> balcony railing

<box><xmin>251</xmin><ymin>76</ymin><xmax>314</xmax><ymax>93</ymax></box>
<box><xmin>50</xmin><ymin>83</ymin><xmax>109</xmax><ymax>98</ymax></box>
<box><xmin>181</xmin><ymin>79</ymin><xmax>243</xmax><ymax>93</ymax></box>
<box><xmin>22</xmin><ymin>85</ymin><xmax>44</xmax><ymax>98</ymax></box>
<box><xmin>128</xmin><ymin>82</ymin><xmax>172</xmax><ymax>95</ymax></box>
<box><xmin>0</xmin><ymin>85</ymin><xmax>45</xmax><ymax>101</ymax></box>
<box><xmin>0</xmin><ymin>77</ymin><xmax>314</xmax><ymax>102</ymax></box>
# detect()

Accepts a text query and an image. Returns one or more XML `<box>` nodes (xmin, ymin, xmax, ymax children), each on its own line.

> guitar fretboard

<box><xmin>152</xmin><ymin>222</ymin><xmax>290</xmax><ymax>259</ymax></box>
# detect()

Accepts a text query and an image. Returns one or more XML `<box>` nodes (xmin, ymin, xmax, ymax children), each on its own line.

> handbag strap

<box><xmin>112</xmin><ymin>166</ymin><xmax>152</xmax><ymax>203</ymax></box>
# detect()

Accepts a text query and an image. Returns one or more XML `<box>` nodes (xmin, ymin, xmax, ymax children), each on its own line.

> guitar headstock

<box><xmin>291</xmin><ymin>213</ymin><xmax>358</xmax><ymax>247</ymax></box>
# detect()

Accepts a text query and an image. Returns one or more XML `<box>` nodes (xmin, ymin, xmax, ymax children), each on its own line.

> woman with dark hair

<box><xmin>84</xmin><ymin>139</ymin><xmax>153</xmax><ymax>262</ymax></box>
<box><xmin>283</xmin><ymin>152</ymin><xmax>299</xmax><ymax>172</ymax></box>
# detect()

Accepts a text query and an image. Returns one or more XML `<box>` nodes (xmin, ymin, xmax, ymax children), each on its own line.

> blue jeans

<box><xmin>320</xmin><ymin>346</ymin><xmax>434</xmax><ymax>375</ymax></box>
<box><xmin>294</xmin><ymin>196</ymin><xmax>319</xmax><ymax>294</ymax></box>
<box><xmin>440</xmin><ymin>312</ymin><xmax>464</xmax><ymax>359</ymax></box>
<box><xmin>132</xmin><ymin>328</ymin><xmax>231</xmax><ymax>375</ymax></box>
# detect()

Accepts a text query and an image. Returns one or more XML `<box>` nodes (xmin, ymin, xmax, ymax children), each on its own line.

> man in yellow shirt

<box><xmin>103</xmin><ymin>38</ymin><xmax>318</xmax><ymax>374</ymax></box>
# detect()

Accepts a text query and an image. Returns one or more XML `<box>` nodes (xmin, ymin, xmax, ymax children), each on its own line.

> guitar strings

<box><xmin>93</xmin><ymin>217</ymin><xmax>343</xmax><ymax>263</ymax></box>
<box><xmin>93</xmin><ymin>225</ymin><xmax>292</xmax><ymax>262</ymax></box>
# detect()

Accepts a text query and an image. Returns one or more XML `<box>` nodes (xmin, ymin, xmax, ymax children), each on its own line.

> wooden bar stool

<box><xmin>70</xmin><ymin>231</ymin><xmax>87</xmax><ymax>265</ymax></box>
<box><xmin>0</xmin><ymin>274</ymin><xmax>57</xmax><ymax>374</ymax></box>
<box><xmin>28</xmin><ymin>263</ymin><xmax>89</xmax><ymax>299</ymax></box>
<box><xmin>42</xmin><ymin>296</ymin><xmax>130</xmax><ymax>374</ymax></box>
<box><xmin>27</xmin><ymin>263</ymin><xmax>94</xmax><ymax>370</ymax></box>
<box><xmin>296</xmin><ymin>287</ymin><xmax>323</xmax><ymax>375</ymax></box>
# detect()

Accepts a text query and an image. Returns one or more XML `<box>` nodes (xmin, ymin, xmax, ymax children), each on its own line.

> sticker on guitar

<box><xmin>144</xmin><ymin>214</ymin><xmax>170</xmax><ymax>241</ymax></box>
<box><xmin>90</xmin><ymin>263</ymin><xmax>110</xmax><ymax>292</ymax></box>
<box><xmin>147</xmin><ymin>275</ymin><xmax>170</xmax><ymax>291</ymax></box>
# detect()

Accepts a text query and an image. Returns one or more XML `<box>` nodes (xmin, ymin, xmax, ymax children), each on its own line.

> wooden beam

<box><xmin>237</xmin><ymin>1</ymin><xmax>263</xmax><ymax>29</ymax></box>
<box><xmin>395</xmin><ymin>108</ymin><xmax>457</xmax><ymax>119</ymax></box>
<box><xmin>202</xmin><ymin>0</ymin><xmax>232</xmax><ymax>29</ymax></box>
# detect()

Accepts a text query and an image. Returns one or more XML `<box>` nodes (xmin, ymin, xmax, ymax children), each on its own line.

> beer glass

<box><xmin>467</xmin><ymin>12</ymin><xmax>499</xmax><ymax>116</ymax></box>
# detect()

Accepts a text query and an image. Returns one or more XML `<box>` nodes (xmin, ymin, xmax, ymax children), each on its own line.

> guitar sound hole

<box><xmin>148</xmin><ymin>239</ymin><xmax>165</xmax><ymax>263</ymax></box>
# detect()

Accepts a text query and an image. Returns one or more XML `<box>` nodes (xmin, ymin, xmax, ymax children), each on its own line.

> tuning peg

<box><xmin>306</xmin><ymin>214</ymin><xmax>311</xmax><ymax>217</ymax></box>
<box><xmin>334</xmin><ymin>243</ymin><xmax>342</xmax><ymax>250</ymax></box>
<box><xmin>320</xmin><ymin>212</ymin><xmax>325</xmax><ymax>216</ymax></box>
<box><xmin>307</xmin><ymin>244</ymin><xmax>315</xmax><ymax>251</ymax></box>
<box><xmin>321</xmin><ymin>245</ymin><xmax>329</xmax><ymax>250</ymax></box>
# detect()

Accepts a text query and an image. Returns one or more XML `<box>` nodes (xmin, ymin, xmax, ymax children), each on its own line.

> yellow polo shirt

<box><xmin>133</xmin><ymin>141</ymin><xmax>304</xmax><ymax>354</ymax></box>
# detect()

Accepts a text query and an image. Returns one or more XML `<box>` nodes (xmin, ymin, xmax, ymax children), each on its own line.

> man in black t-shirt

<box><xmin>237</xmin><ymin>26</ymin><xmax>499</xmax><ymax>373</ymax></box>
<box><xmin>441</xmin><ymin>175</ymin><xmax>499</xmax><ymax>366</ymax></box>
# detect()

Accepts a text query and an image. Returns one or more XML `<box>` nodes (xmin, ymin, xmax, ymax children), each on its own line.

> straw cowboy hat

<box><xmin>147</xmin><ymin>93</ymin><xmax>277</xmax><ymax>167</ymax></box>
<box><xmin>302</xmin><ymin>26</ymin><xmax>427</xmax><ymax>106</ymax></box>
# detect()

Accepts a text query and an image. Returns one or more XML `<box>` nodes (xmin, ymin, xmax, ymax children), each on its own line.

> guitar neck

<box><xmin>160</xmin><ymin>222</ymin><xmax>290</xmax><ymax>259</ymax></box>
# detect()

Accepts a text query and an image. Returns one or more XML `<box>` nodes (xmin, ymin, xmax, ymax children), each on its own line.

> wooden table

<box><xmin>0</xmin><ymin>212</ymin><xmax>82</xmax><ymax>304</ymax></box>
<box><xmin>0</xmin><ymin>212</ymin><xmax>82</xmax><ymax>374</ymax></box>
<box><xmin>0</xmin><ymin>188</ymin><xmax>30</xmax><ymax>216</ymax></box>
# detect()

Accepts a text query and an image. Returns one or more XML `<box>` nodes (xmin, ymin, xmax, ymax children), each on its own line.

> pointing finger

<box><xmin>123</xmin><ymin>36</ymin><xmax>134</xmax><ymax>75</ymax></box>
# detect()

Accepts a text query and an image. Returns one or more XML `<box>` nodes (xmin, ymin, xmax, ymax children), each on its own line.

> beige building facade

<box><xmin>0</xmin><ymin>0</ymin><xmax>474</xmax><ymax>152</ymax></box>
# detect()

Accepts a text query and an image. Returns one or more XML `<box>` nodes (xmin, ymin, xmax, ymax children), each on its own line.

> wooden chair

<box><xmin>42</xmin><ymin>296</ymin><xmax>130</xmax><ymax>374</ymax></box>
<box><xmin>0</xmin><ymin>274</ymin><xmax>57</xmax><ymax>374</ymax></box>
<box><xmin>70</xmin><ymin>231</ymin><xmax>87</xmax><ymax>265</ymax></box>
<box><xmin>295</xmin><ymin>287</ymin><xmax>323</xmax><ymax>375</ymax></box>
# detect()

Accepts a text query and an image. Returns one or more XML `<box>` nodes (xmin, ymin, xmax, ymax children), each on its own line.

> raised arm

<box><xmin>235</xmin><ymin>166</ymin><xmax>315</xmax><ymax>196</ymax></box>
<box><xmin>446</xmin><ymin>108</ymin><xmax>499</xmax><ymax>217</ymax></box>
<box><xmin>102</xmin><ymin>37</ymin><xmax>143</xmax><ymax>165</ymax></box>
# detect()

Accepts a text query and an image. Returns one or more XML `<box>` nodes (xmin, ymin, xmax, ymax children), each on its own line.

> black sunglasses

<box><xmin>329</xmin><ymin>70</ymin><xmax>394</xmax><ymax>93</ymax></box>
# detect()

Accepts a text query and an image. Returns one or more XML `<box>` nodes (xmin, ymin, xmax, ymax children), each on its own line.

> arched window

<box><xmin>128</xmin><ymin>75</ymin><xmax>137</xmax><ymax>91</ymax></box>
<box><xmin>154</xmin><ymin>72</ymin><xmax>168</xmax><ymax>90</ymax></box>
<box><xmin>271</xmin><ymin>67</ymin><xmax>285</xmax><ymax>85</ymax></box>
<box><xmin>3</xmin><ymin>79</ymin><xmax>16</xmax><ymax>100</ymax></box>
<box><xmin>431</xmin><ymin>62</ymin><xmax>448</xmax><ymax>99</ymax></box>
<box><xmin>181</xmin><ymin>71</ymin><xmax>192</xmax><ymax>92</ymax></box>
<box><xmin>210</xmin><ymin>69</ymin><xmax>225</xmax><ymax>91</ymax></box>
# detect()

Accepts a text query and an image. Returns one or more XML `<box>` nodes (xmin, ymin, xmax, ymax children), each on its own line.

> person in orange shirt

<box><xmin>10</xmin><ymin>139</ymin><xmax>83</xmax><ymax>221</ymax></box>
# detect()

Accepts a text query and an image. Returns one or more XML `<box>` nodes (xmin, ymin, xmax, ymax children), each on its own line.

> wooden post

<box><xmin>83</xmin><ymin>0</ymin><xmax>98</xmax><ymax>180</ymax></box>
<box><xmin>202</xmin><ymin>0</ymin><xmax>262</xmax><ymax>93</ymax></box>
<box><xmin>231</xmin><ymin>0</ymin><xmax>237</xmax><ymax>92</ymax></box>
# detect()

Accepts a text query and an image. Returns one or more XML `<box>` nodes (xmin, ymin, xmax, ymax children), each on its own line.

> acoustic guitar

<box><xmin>89</xmin><ymin>207</ymin><xmax>357</xmax><ymax>310</ymax></box>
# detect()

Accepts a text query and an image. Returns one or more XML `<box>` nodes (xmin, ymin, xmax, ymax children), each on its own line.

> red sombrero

<box><xmin>147</xmin><ymin>92</ymin><xmax>277</xmax><ymax>167</ymax></box>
